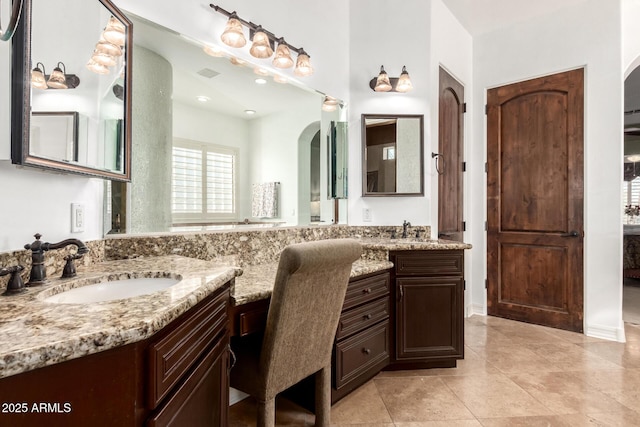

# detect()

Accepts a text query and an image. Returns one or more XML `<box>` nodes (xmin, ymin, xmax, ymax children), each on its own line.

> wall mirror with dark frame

<box><xmin>11</xmin><ymin>0</ymin><xmax>133</xmax><ymax>181</ymax></box>
<box><xmin>362</xmin><ymin>114</ymin><xmax>424</xmax><ymax>196</ymax></box>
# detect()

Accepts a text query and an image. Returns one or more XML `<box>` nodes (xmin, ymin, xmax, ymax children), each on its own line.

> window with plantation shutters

<box><xmin>172</xmin><ymin>138</ymin><xmax>237</xmax><ymax>223</ymax></box>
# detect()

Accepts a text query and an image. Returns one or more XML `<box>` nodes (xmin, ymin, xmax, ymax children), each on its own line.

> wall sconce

<box><xmin>210</xmin><ymin>4</ymin><xmax>314</xmax><ymax>77</ymax></box>
<box><xmin>31</xmin><ymin>62</ymin><xmax>80</xmax><ymax>90</ymax></box>
<box><xmin>86</xmin><ymin>16</ymin><xmax>126</xmax><ymax>75</ymax></box>
<box><xmin>369</xmin><ymin>65</ymin><xmax>413</xmax><ymax>93</ymax></box>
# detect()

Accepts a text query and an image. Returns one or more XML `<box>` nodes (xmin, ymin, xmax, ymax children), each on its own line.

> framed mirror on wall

<box><xmin>362</xmin><ymin>114</ymin><xmax>424</xmax><ymax>196</ymax></box>
<box><xmin>11</xmin><ymin>0</ymin><xmax>133</xmax><ymax>181</ymax></box>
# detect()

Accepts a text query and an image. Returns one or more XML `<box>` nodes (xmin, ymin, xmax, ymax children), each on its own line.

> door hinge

<box><xmin>463</xmin><ymin>102</ymin><xmax>467</xmax><ymax>113</ymax></box>
<box><xmin>485</xmin><ymin>279</ymin><xmax>488</xmax><ymax>289</ymax></box>
<box><xmin>462</xmin><ymin>221</ymin><xmax>466</xmax><ymax>232</ymax></box>
<box><xmin>462</xmin><ymin>161</ymin><xmax>466</xmax><ymax>172</ymax></box>
<box><xmin>463</xmin><ymin>280</ymin><xmax>466</xmax><ymax>291</ymax></box>
<box><xmin>485</xmin><ymin>104</ymin><xmax>488</xmax><ymax>115</ymax></box>
<box><xmin>485</xmin><ymin>162</ymin><xmax>488</xmax><ymax>173</ymax></box>
<box><xmin>484</xmin><ymin>221</ymin><xmax>488</xmax><ymax>231</ymax></box>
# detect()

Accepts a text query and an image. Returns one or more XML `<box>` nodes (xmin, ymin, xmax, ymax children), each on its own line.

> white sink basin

<box><xmin>44</xmin><ymin>277</ymin><xmax>180</xmax><ymax>304</ymax></box>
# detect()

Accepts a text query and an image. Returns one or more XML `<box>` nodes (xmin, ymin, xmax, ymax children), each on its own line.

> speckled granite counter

<box><xmin>0</xmin><ymin>255</ymin><xmax>239</xmax><ymax>379</ymax></box>
<box><xmin>358</xmin><ymin>237</ymin><xmax>472</xmax><ymax>251</ymax></box>
<box><xmin>232</xmin><ymin>259</ymin><xmax>394</xmax><ymax>306</ymax></box>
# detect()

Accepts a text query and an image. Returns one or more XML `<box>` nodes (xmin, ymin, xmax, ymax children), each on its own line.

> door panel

<box><xmin>487</xmin><ymin>68</ymin><xmax>584</xmax><ymax>332</ymax></box>
<box><xmin>438</xmin><ymin>68</ymin><xmax>465</xmax><ymax>242</ymax></box>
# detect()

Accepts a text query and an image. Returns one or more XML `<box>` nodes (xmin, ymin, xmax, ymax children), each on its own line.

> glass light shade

<box><xmin>322</xmin><ymin>96</ymin><xmax>339</xmax><ymax>112</ymax></box>
<box><xmin>31</xmin><ymin>65</ymin><xmax>47</xmax><ymax>90</ymax></box>
<box><xmin>254</xmin><ymin>67</ymin><xmax>269</xmax><ymax>76</ymax></box>
<box><xmin>249</xmin><ymin>30</ymin><xmax>273</xmax><ymax>58</ymax></box>
<box><xmin>103</xmin><ymin>16</ymin><xmax>126</xmax><ymax>46</ymax></box>
<box><xmin>92</xmin><ymin>50</ymin><xmax>117</xmax><ymax>67</ymax></box>
<box><xmin>86</xmin><ymin>59</ymin><xmax>110</xmax><ymax>75</ymax></box>
<box><xmin>272</xmin><ymin>43</ymin><xmax>294</xmax><ymax>68</ymax></box>
<box><xmin>47</xmin><ymin>67</ymin><xmax>68</xmax><ymax>89</ymax></box>
<box><xmin>395</xmin><ymin>66</ymin><xmax>413</xmax><ymax>93</ymax></box>
<box><xmin>229</xmin><ymin>56</ymin><xmax>246</xmax><ymax>66</ymax></box>
<box><xmin>220</xmin><ymin>17</ymin><xmax>246</xmax><ymax>48</ymax></box>
<box><xmin>294</xmin><ymin>51</ymin><xmax>313</xmax><ymax>77</ymax></box>
<box><xmin>203</xmin><ymin>44</ymin><xmax>224</xmax><ymax>57</ymax></box>
<box><xmin>96</xmin><ymin>40</ymin><xmax>122</xmax><ymax>57</ymax></box>
<box><xmin>374</xmin><ymin>66</ymin><xmax>392</xmax><ymax>92</ymax></box>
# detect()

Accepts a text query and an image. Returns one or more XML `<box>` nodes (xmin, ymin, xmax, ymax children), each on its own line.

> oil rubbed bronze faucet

<box><xmin>24</xmin><ymin>233</ymin><xmax>89</xmax><ymax>286</ymax></box>
<box><xmin>402</xmin><ymin>220</ymin><xmax>412</xmax><ymax>238</ymax></box>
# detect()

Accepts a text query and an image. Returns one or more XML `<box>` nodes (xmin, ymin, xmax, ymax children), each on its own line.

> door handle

<box><xmin>561</xmin><ymin>231</ymin><xmax>580</xmax><ymax>237</ymax></box>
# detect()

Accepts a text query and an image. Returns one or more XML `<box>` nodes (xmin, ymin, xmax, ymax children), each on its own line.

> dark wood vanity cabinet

<box><xmin>390</xmin><ymin>250</ymin><xmax>464</xmax><ymax>368</ymax></box>
<box><xmin>332</xmin><ymin>271</ymin><xmax>391</xmax><ymax>402</ymax></box>
<box><xmin>0</xmin><ymin>284</ymin><xmax>231</xmax><ymax>427</ymax></box>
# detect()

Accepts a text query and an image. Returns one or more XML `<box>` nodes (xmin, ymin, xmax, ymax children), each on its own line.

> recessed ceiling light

<box><xmin>255</xmin><ymin>78</ymin><xmax>267</xmax><ymax>85</ymax></box>
<box><xmin>244</xmin><ymin>109</ymin><xmax>256</xmax><ymax>115</ymax></box>
<box><xmin>196</xmin><ymin>95</ymin><xmax>210</xmax><ymax>102</ymax></box>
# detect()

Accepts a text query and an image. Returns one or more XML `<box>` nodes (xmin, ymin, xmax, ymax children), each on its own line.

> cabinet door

<box><xmin>147</xmin><ymin>335</ymin><xmax>229</xmax><ymax>427</ymax></box>
<box><xmin>396</xmin><ymin>277</ymin><xmax>463</xmax><ymax>361</ymax></box>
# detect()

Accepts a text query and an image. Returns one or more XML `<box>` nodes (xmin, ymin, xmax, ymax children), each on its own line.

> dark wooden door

<box><xmin>438</xmin><ymin>67</ymin><xmax>465</xmax><ymax>242</ymax></box>
<box><xmin>487</xmin><ymin>68</ymin><xmax>584</xmax><ymax>332</ymax></box>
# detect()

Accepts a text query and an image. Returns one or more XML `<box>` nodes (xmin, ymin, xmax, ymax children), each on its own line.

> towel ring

<box><xmin>0</xmin><ymin>0</ymin><xmax>23</xmax><ymax>42</ymax></box>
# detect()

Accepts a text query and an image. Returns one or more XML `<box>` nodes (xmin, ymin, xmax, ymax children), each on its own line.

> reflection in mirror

<box><xmin>105</xmin><ymin>14</ymin><xmax>348</xmax><ymax>235</ymax></box>
<box><xmin>362</xmin><ymin>114</ymin><xmax>424</xmax><ymax>196</ymax></box>
<box><xmin>11</xmin><ymin>0</ymin><xmax>132</xmax><ymax>180</ymax></box>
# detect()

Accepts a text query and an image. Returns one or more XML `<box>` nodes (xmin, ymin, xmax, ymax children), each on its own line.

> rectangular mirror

<box><xmin>11</xmin><ymin>0</ymin><xmax>133</xmax><ymax>181</ymax></box>
<box><xmin>362</xmin><ymin>114</ymin><xmax>424</xmax><ymax>196</ymax></box>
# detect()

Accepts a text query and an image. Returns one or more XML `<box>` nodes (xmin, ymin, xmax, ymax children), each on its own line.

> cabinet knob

<box><xmin>363</xmin><ymin>314</ymin><xmax>372</xmax><ymax>320</ymax></box>
<box><xmin>363</xmin><ymin>288</ymin><xmax>371</xmax><ymax>294</ymax></box>
<box><xmin>362</xmin><ymin>348</ymin><xmax>371</xmax><ymax>355</ymax></box>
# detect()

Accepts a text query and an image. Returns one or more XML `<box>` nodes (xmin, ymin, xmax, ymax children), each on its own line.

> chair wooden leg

<box><xmin>314</xmin><ymin>365</ymin><xmax>331</xmax><ymax>427</ymax></box>
<box><xmin>257</xmin><ymin>397</ymin><xmax>276</xmax><ymax>427</ymax></box>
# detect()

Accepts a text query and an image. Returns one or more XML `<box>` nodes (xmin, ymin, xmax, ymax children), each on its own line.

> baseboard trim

<box><xmin>585</xmin><ymin>323</ymin><xmax>626</xmax><ymax>343</ymax></box>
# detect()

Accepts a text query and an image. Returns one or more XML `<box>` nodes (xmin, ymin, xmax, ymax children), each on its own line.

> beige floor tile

<box><xmin>330</xmin><ymin>424</ymin><xmax>394</xmax><ymax>427</ymax></box>
<box><xmin>469</xmin><ymin>343</ymin><xmax>563</xmax><ymax>374</ymax></box>
<box><xmin>374</xmin><ymin>376</ymin><xmax>475</xmax><ymax>422</ymax></box>
<box><xmin>623</xmin><ymin>323</ymin><xmax>640</xmax><ymax>342</ymax></box>
<box><xmin>464</xmin><ymin>324</ymin><xmax>515</xmax><ymax>348</ymax></box>
<box><xmin>507</xmin><ymin>371</ymin><xmax>629</xmax><ymax>415</ymax></box>
<box><xmin>376</xmin><ymin>348</ymin><xmax>500</xmax><ymax>378</ymax></box>
<box><xmin>578</xmin><ymin>339</ymin><xmax>640</xmax><ymax>368</ymax></box>
<box><xmin>330</xmin><ymin>380</ymin><xmax>393</xmax><ymax>425</ymax></box>
<box><xmin>394</xmin><ymin>421</ymin><xmax>483</xmax><ymax>427</ymax></box>
<box><xmin>573</xmin><ymin>368</ymin><xmax>640</xmax><ymax>413</ymax></box>
<box><xmin>442</xmin><ymin>373</ymin><xmax>553</xmax><ymax>418</ymax></box>
<box><xmin>478</xmin><ymin>414</ymin><xmax>612</xmax><ymax>426</ymax></box>
<box><xmin>522</xmin><ymin>341</ymin><xmax>623</xmax><ymax>371</ymax></box>
<box><xmin>586</xmin><ymin>408</ymin><xmax>640</xmax><ymax>427</ymax></box>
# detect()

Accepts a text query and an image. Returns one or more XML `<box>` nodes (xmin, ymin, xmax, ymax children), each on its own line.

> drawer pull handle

<box><xmin>363</xmin><ymin>288</ymin><xmax>371</xmax><ymax>294</ymax></box>
<box><xmin>362</xmin><ymin>348</ymin><xmax>371</xmax><ymax>355</ymax></box>
<box><xmin>363</xmin><ymin>314</ymin><xmax>372</xmax><ymax>320</ymax></box>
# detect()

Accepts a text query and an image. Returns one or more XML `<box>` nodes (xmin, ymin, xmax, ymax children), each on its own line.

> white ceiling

<box><xmin>441</xmin><ymin>0</ymin><xmax>592</xmax><ymax>36</ymax></box>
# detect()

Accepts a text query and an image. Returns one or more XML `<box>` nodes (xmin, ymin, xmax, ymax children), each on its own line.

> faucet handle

<box><xmin>1</xmin><ymin>265</ymin><xmax>27</xmax><ymax>296</ymax></box>
<box><xmin>62</xmin><ymin>254</ymin><xmax>84</xmax><ymax>279</ymax></box>
<box><xmin>24</xmin><ymin>233</ymin><xmax>43</xmax><ymax>251</ymax></box>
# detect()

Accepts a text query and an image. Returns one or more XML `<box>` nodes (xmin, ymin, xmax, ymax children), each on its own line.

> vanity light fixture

<box><xmin>203</xmin><ymin>44</ymin><xmax>224</xmax><ymax>57</ymax></box>
<box><xmin>32</xmin><ymin>62</ymin><xmax>80</xmax><ymax>90</ymax></box>
<box><xmin>273</xmin><ymin>74</ymin><xmax>288</xmax><ymax>84</ymax></box>
<box><xmin>86</xmin><ymin>59</ymin><xmax>110</xmax><ymax>75</ymax></box>
<box><xmin>254</xmin><ymin>67</ymin><xmax>269</xmax><ymax>76</ymax></box>
<box><xmin>31</xmin><ymin>62</ymin><xmax>48</xmax><ymax>90</ymax></box>
<box><xmin>91</xmin><ymin>50</ymin><xmax>117</xmax><ymax>67</ymax></box>
<box><xmin>370</xmin><ymin>65</ymin><xmax>413</xmax><ymax>93</ymax></box>
<box><xmin>229</xmin><ymin>56</ymin><xmax>246</xmax><ymax>66</ymax></box>
<box><xmin>210</xmin><ymin>4</ymin><xmax>314</xmax><ymax>76</ymax></box>
<box><xmin>95</xmin><ymin>39</ymin><xmax>122</xmax><ymax>58</ymax></box>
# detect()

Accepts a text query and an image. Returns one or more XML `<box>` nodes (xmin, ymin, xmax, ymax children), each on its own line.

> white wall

<box><xmin>470</xmin><ymin>0</ymin><xmax>624</xmax><ymax>340</ymax></box>
<box><xmin>623</xmin><ymin>0</ymin><xmax>640</xmax><ymax>76</ymax></box>
<box><xmin>347</xmin><ymin>0</ymin><xmax>432</xmax><ymax>227</ymax></box>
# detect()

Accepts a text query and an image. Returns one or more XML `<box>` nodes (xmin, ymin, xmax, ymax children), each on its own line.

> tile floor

<box><xmin>229</xmin><ymin>316</ymin><xmax>640</xmax><ymax>426</ymax></box>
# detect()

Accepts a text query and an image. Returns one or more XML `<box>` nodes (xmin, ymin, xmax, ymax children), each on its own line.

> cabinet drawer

<box><xmin>336</xmin><ymin>297</ymin><xmax>389</xmax><ymax>340</ymax></box>
<box><xmin>148</xmin><ymin>288</ymin><xmax>229</xmax><ymax>409</ymax></box>
<box><xmin>334</xmin><ymin>321</ymin><xmax>390</xmax><ymax>389</ymax></box>
<box><xmin>393</xmin><ymin>250</ymin><xmax>463</xmax><ymax>277</ymax></box>
<box><xmin>343</xmin><ymin>272</ymin><xmax>390</xmax><ymax>311</ymax></box>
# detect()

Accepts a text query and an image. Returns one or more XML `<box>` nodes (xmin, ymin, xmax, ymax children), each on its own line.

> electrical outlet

<box><xmin>363</xmin><ymin>208</ymin><xmax>372</xmax><ymax>222</ymax></box>
<box><xmin>71</xmin><ymin>203</ymin><xmax>85</xmax><ymax>233</ymax></box>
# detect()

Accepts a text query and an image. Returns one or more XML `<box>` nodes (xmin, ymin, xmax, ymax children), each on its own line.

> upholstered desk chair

<box><xmin>230</xmin><ymin>239</ymin><xmax>362</xmax><ymax>427</ymax></box>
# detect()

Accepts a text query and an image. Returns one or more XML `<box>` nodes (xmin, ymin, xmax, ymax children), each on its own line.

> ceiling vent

<box><xmin>197</xmin><ymin>68</ymin><xmax>220</xmax><ymax>78</ymax></box>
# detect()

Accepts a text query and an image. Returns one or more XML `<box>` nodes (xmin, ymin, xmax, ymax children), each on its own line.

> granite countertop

<box><xmin>357</xmin><ymin>237</ymin><xmax>472</xmax><ymax>251</ymax></box>
<box><xmin>232</xmin><ymin>259</ymin><xmax>394</xmax><ymax>306</ymax></box>
<box><xmin>0</xmin><ymin>255</ymin><xmax>239</xmax><ymax>380</ymax></box>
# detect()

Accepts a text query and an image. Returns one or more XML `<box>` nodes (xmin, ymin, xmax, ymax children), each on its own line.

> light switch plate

<box><xmin>71</xmin><ymin>203</ymin><xmax>85</xmax><ymax>233</ymax></box>
<box><xmin>363</xmin><ymin>208</ymin><xmax>372</xmax><ymax>222</ymax></box>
